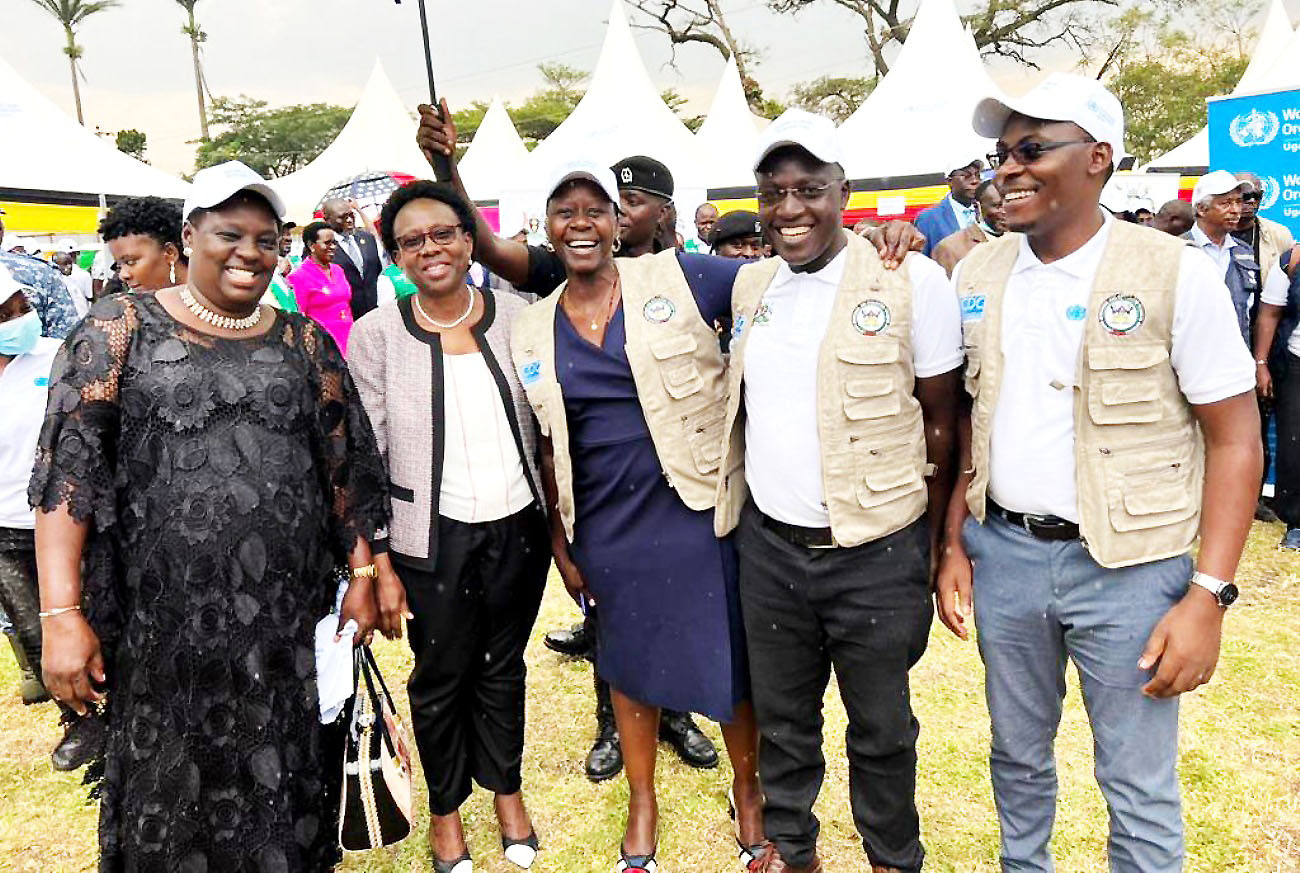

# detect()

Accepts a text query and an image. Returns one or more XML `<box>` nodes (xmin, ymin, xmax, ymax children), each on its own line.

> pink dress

<box><xmin>286</xmin><ymin>259</ymin><xmax>355</xmax><ymax>354</ymax></box>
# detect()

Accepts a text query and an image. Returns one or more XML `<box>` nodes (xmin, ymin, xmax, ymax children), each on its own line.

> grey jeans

<box><xmin>964</xmin><ymin>514</ymin><xmax>1191</xmax><ymax>873</ymax></box>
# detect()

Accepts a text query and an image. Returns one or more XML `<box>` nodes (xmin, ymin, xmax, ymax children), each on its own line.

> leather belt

<box><xmin>760</xmin><ymin>512</ymin><xmax>836</xmax><ymax>549</ymax></box>
<box><xmin>988</xmin><ymin>499</ymin><xmax>1080</xmax><ymax>542</ymax></box>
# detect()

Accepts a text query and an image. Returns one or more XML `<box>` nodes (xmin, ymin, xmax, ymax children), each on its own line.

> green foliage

<box><xmin>511</xmin><ymin>64</ymin><xmax>589</xmax><ymax>147</ymax></box>
<box><xmin>1110</xmin><ymin>55</ymin><xmax>1248</xmax><ymax>164</ymax></box>
<box><xmin>27</xmin><ymin>0</ymin><xmax>119</xmax><ymax>56</ymax></box>
<box><xmin>194</xmin><ymin>96</ymin><xmax>351</xmax><ymax>177</ymax></box>
<box><xmin>788</xmin><ymin>75</ymin><xmax>876</xmax><ymax>123</ymax></box>
<box><xmin>115</xmin><ymin>128</ymin><xmax>147</xmax><ymax>161</ymax></box>
<box><xmin>661</xmin><ymin>87</ymin><xmax>705</xmax><ymax>132</ymax></box>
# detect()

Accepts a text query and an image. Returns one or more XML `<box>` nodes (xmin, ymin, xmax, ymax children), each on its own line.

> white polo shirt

<box><xmin>1189</xmin><ymin>223</ymin><xmax>1247</xmax><ymax>278</ymax></box>
<box><xmin>743</xmin><ymin>249</ymin><xmax>964</xmax><ymax>528</ymax></box>
<box><xmin>953</xmin><ymin>212</ymin><xmax>1256</xmax><ymax>522</ymax></box>
<box><xmin>1260</xmin><ymin>261</ymin><xmax>1299</xmax><ymax>357</ymax></box>
<box><xmin>0</xmin><ymin>338</ymin><xmax>60</xmax><ymax>529</ymax></box>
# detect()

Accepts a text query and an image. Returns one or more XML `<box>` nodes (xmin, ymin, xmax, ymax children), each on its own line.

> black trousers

<box><xmin>1275</xmin><ymin>355</ymin><xmax>1300</xmax><ymax>527</ymax></box>
<box><xmin>399</xmin><ymin>505</ymin><xmax>550</xmax><ymax>815</ymax></box>
<box><xmin>0</xmin><ymin>528</ymin><xmax>41</xmax><ymax>673</ymax></box>
<box><xmin>736</xmin><ymin>503</ymin><xmax>932</xmax><ymax>872</ymax></box>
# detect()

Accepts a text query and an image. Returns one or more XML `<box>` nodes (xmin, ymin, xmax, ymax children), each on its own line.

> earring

<box><xmin>183</xmin><ymin>247</ymin><xmax>193</xmax><ymax>258</ymax></box>
<box><xmin>612</xmin><ymin>238</ymin><xmax>622</xmax><ymax>253</ymax></box>
<box><xmin>169</xmin><ymin>261</ymin><xmax>176</xmax><ymax>284</ymax></box>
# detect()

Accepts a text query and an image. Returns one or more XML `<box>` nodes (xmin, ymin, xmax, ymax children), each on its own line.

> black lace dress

<box><xmin>29</xmin><ymin>294</ymin><xmax>388</xmax><ymax>873</ymax></box>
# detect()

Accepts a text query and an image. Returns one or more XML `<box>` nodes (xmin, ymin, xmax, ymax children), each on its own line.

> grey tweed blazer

<box><xmin>348</xmin><ymin>290</ymin><xmax>542</xmax><ymax>569</ymax></box>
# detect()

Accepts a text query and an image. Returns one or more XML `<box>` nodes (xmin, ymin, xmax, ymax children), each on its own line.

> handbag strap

<box><xmin>356</xmin><ymin>646</ymin><xmax>399</xmax><ymax>760</ymax></box>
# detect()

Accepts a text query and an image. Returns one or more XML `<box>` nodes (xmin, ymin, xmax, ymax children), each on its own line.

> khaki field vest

<box><xmin>958</xmin><ymin>220</ymin><xmax>1204</xmax><ymax>569</ymax></box>
<box><xmin>511</xmin><ymin>249</ymin><xmax>729</xmax><ymax>542</ymax></box>
<box><xmin>714</xmin><ymin>230</ymin><xmax>931</xmax><ymax>547</ymax></box>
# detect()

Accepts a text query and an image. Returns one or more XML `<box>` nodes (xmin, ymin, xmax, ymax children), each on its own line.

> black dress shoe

<box><xmin>1256</xmin><ymin>500</ymin><xmax>1281</xmax><ymax>523</ymax></box>
<box><xmin>51</xmin><ymin>712</ymin><xmax>106</xmax><ymax>772</ymax></box>
<box><xmin>659</xmin><ymin>710</ymin><xmax>718</xmax><ymax>769</ymax></box>
<box><xmin>543</xmin><ymin>622</ymin><xmax>593</xmax><ymax>658</ymax></box>
<box><xmin>586</xmin><ymin>675</ymin><xmax>622</xmax><ymax>782</ymax></box>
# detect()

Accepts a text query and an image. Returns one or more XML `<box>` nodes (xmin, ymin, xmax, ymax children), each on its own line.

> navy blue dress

<box><xmin>556</xmin><ymin>254</ymin><xmax>748</xmax><ymax>723</ymax></box>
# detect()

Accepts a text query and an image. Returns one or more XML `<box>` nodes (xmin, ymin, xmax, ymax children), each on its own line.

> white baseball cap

<box><xmin>973</xmin><ymin>73</ymin><xmax>1125</xmax><ymax>167</ymax></box>
<box><xmin>544</xmin><ymin>158</ymin><xmax>621</xmax><ymax>209</ymax></box>
<box><xmin>183</xmin><ymin>161</ymin><xmax>287</xmax><ymax>223</ymax></box>
<box><xmin>753</xmin><ymin>108</ymin><xmax>842</xmax><ymax>172</ymax></box>
<box><xmin>56</xmin><ymin>238</ymin><xmax>77</xmax><ymax>253</ymax></box>
<box><xmin>1192</xmin><ymin>170</ymin><xmax>1246</xmax><ymax>206</ymax></box>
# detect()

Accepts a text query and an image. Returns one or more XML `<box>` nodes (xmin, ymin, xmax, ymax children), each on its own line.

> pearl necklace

<box><xmin>180</xmin><ymin>285</ymin><xmax>263</xmax><ymax>331</ymax></box>
<box><xmin>414</xmin><ymin>286</ymin><xmax>476</xmax><ymax>329</ymax></box>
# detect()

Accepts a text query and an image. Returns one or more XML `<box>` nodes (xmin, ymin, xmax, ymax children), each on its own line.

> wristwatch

<box><xmin>1190</xmin><ymin>571</ymin><xmax>1239</xmax><ymax>608</ymax></box>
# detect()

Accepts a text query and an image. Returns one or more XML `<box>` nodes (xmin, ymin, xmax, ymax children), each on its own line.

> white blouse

<box><xmin>439</xmin><ymin>352</ymin><xmax>534</xmax><ymax>523</ymax></box>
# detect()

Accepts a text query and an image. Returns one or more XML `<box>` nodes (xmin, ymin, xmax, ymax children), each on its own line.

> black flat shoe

<box><xmin>659</xmin><ymin>710</ymin><xmax>718</xmax><ymax>769</ymax></box>
<box><xmin>615</xmin><ymin>844</ymin><xmax>658</xmax><ymax>872</ymax></box>
<box><xmin>543</xmin><ymin>622</ymin><xmax>593</xmax><ymax>658</ymax></box>
<box><xmin>433</xmin><ymin>851</ymin><xmax>472</xmax><ymax>873</ymax></box>
<box><xmin>51</xmin><ymin>712</ymin><xmax>105</xmax><ymax>772</ymax></box>
<box><xmin>502</xmin><ymin>831</ymin><xmax>538</xmax><ymax>869</ymax></box>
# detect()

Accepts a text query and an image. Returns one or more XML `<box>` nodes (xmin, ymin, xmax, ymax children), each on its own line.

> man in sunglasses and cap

<box><xmin>713</xmin><ymin>108</ymin><xmax>963</xmax><ymax>873</ymax></box>
<box><xmin>936</xmin><ymin>73</ymin><xmax>1261</xmax><ymax>873</ymax></box>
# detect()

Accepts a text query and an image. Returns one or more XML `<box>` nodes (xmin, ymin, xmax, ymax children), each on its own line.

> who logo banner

<box><xmin>1208</xmin><ymin>87</ymin><xmax>1300</xmax><ymax>238</ymax></box>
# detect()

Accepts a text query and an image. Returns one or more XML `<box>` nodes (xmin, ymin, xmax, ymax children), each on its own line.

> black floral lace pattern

<box><xmin>29</xmin><ymin>294</ymin><xmax>388</xmax><ymax>873</ymax></box>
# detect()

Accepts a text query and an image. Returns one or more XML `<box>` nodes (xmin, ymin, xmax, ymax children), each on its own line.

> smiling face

<box><xmin>309</xmin><ymin>228</ymin><xmax>338</xmax><ymax>265</ymax></box>
<box><xmin>695</xmin><ymin>203</ymin><xmax>719</xmax><ymax>241</ymax></box>
<box><xmin>392</xmin><ymin>198</ymin><xmax>472</xmax><ymax>298</ymax></box>
<box><xmin>976</xmin><ymin>184</ymin><xmax>1008</xmax><ymax>234</ymax></box>
<box><xmin>994</xmin><ymin>114</ymin><xmax>1111</xmax><ymax>241</ymax></box>
<box><xmin>182</xmin><ymin>194</ymin><xmax>280</xmax><ymax>312</ymax></box>
<box><xmin>108</xmin><ymin>233</ymin><xmax>176</xmax><ymax>291</ymax></box>
<box><xmin>756</xmin><ymin>148</ymin><xmax>851</xmax><ymax>273</ymax></box>
<box><xmin>617</xmin><ymin>188</ymin><xmax>668</xmax><ymax>252</ymax></box>
<box><xmin>547</xmin><ymin>180</ymin><xmax>618</xmax><ymax>278</ymax></box>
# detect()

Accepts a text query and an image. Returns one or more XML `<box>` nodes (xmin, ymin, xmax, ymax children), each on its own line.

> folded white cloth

<box><xmin>315</xmin><ymin>578</ymin><xmax>357</xmax><ymax>724</ymax></box>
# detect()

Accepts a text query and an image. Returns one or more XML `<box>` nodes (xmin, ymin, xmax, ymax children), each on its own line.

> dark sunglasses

<box><xmin>987</xmin><ymin>139</ymin><xmax>1096</xmax><ymax>169</ymax></box>
<box><xmin>1242</xmin><ymin>191</ymin><xmax>1263</xmax><ymax>204</ymax></box>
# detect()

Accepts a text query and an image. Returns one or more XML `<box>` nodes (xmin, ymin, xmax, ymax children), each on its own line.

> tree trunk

<box><xmin>188</xmin><ymin>14</ymin><xmax>209</xmax><ymax>139</ymax></box>
<box><xmin>65</xmin><ymin>30</ymin><xmax>84</xmax><ymax>125</ymax></box>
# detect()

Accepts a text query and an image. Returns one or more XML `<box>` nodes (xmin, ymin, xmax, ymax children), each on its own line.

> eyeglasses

<box><xmin>395</xmin><ymin>224</ymin><xmax>463</xmax><ymax>253</ymax></box>
<box><xmin>755</xmin><ymin>183</ymin><xmax>836</xmax><ymax>207</ymax></box>
<box><xmin>987</xmin><ymin>139</ymin><xmax>1096</xmax><ymax>169</ymax></box>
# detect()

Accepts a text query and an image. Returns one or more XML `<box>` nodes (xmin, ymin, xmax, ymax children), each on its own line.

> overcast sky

<box><xmin>3</xmin><ymin>0</ymin><xmax>1296</xmax><ymax>175</ymax></box>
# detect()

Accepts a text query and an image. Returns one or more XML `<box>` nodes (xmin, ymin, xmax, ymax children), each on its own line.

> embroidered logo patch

<box><xmin>732</xmin><ymin>315</ymin><xmax>746</xmax><ymax>338</ymax></box>
<box><xmin>1065</xmin><ymin>305</ymin><xmax>1087</xmax><ymax>321</ymax></box>
<box><xmin>643</xmin><ymin>296</ymin><xmax>675</xmax><ymax>323</ymax></box>
<box><xmin>520</xmin><ymin>360</ymin><xmax>542</xmax><ymax>386</ymax></box>
<box><xmin>960</xmin><ymin>294</ymin><xmax>986</xmax><ymax>322</ymax></box>
<box><xmin>851</xmin><ymin>299</ymin><xmax>891</xmax><ymax>336</ymax></box>
<box><xmin>1098</xmin><ymin>294</ymin><xmax>1145</xmax><ymax>335</ymax></box>
<box><xmin>752</xmin><ymin>303</ymin><xmax>772</xmax><ymax>326</ymax></box>
<box><xmin>34</xmin><ymin>377</ymin><xmax>48</xmax><ymax>387</ymax></box>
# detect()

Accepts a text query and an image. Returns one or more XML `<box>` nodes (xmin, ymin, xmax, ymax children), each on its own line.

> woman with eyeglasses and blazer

<box><xmin>348</xmin><ymin>181</ymin><xmax>549</xmax><ymax>873</ymax></box>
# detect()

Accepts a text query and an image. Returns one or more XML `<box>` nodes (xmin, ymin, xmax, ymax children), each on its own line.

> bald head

<box><xmin>694</xmin><ymin>202</ymin><xmax>719</xmax><ymax>242</ymax></box>
<box><xmin>322</xmin><ymin>199</ymin><xmax>355</xmax><ymax>234</ymax></box>
<box><xmin>1153</xmin><ymin>199</ymin><xmax>1194</xmax><ymax>237</ymax></box>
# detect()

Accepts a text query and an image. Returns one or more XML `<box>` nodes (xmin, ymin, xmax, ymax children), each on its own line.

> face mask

<box><xmin>0</xmin><ymin>310</ymin><xmax>42</xmax><ymax>356</ymax></box>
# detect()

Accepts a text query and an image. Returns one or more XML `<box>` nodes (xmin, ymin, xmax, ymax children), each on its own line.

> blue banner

<box><xmin>1208</xmin><ymin>88</ymin><xmax>1300</xmax><ymax>239</ymax></box>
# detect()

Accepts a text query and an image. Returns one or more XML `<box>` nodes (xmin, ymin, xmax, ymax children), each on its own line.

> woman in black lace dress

<box><xmin>30</xmin><ymin>163</ymin><xmax>388</xmax><ymax>872</ymax></box>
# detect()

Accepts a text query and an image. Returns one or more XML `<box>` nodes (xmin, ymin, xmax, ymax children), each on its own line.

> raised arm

<box><xmin>416</xmin><ymin>99</ymin><xmax>533</xmax><ymax>285</ymax></box>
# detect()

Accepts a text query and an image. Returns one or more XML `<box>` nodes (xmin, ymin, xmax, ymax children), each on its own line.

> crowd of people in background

<box><xmin>2</xmin><ymin>69</ymin><xmax>1299</xmax><ymax>873</ymax></box>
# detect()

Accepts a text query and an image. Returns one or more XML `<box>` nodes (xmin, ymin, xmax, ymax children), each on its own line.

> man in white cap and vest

<box><xmin>714</xmin><ymin>108</ymin><xmax>963</xmax><ymax>873</ymax></box>
<box><xmin>936</xmin><ymin>73</ymin><xmax>1261</xmax><ymax>873</ymax></box>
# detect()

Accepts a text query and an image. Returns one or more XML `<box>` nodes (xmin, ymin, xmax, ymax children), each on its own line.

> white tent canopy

<box><xmin>836</xmin><ymin>0</ymin><xmax>1001</xmax><ymax>180</ymax></box>
<box><xmin>459</xmin><ymin>96</ymin><xmax>530</xmax><ymax>203</ymax></box>
<box><xmin>0</xmin><ymin>52</ymin><xmax>189</xmax><ymax>200</ymax></box>
<box><xmin>1144</xmin><ymin>0</ymin><xmax>1295</xmax><ymax>171</ymax></box>
<box><xmin>498</xmin><ymin>1</ymin><xmax>708</xmax><ymax>236</ymax></box>
<box><xmin>694</xmin><ymin>57</ymin><xmax>765</xmax><ymax>188</ymax></box>
<box><xmin>271</xmin><ymin>61</ymin><xmax>431</xmax><ymax>221</ymax></box>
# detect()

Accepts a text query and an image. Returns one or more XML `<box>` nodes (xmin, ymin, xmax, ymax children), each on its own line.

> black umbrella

<box><xmin>395</xmin><ymin>0</ymin><xmax>452</xmax><ymax>182</ymax></box>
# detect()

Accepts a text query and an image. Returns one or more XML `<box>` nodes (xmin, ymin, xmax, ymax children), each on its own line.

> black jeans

<box><xmin>0</xmin><ymin>528</ymin><xmax>41</xmax><ymax>674</ymax></box>
<box><xmin>1275</xmin><ymin>354</ymin><xmax>1300</xmax><ymax>528</ymax></box>
<box><xmin>398</xmin><ymin>505</ymin><xmax>550</xmax><ymax>815</ymax></box>
<box><xmin>737</xmin><ymin>503</ymin><xmax>932</xmax><ymax>872</ymax></box>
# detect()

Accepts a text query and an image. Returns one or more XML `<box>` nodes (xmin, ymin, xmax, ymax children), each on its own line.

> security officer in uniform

<box><xmin>709</xmin><ymin>210</ymin><xmax>765</xmax><ymax>260</ymax></box>
<box><xmin>936</xmin><ymin>74</ymin><xmax>1261</xmax><ymax>873</ymax></box>
<box><xmin>714</xmin><ymin>109</ymin><xmax>964</xmax><ymax>873</ymax></box>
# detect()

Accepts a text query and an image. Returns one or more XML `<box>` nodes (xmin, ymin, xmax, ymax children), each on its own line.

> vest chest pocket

<box><xmin>1101</xmin><ymin>439</ymin><xmax>1199</xmax><ymax>532</ymax></box>
<box><xmin>843</xmin><ymin>376</ymin><xmax>900</xmax><ymax>420</ymax></box>
<box><xmin>852</xmin><ymin>437</ymin><xmax>925</xmax><ymax>509</ymax></box>
<box><xmin>1086</xmin><ymin>344</ymin><xmax>1169</xmax><ymax>425</ymax></box>
<box><xmin>680</xmin><ymin>405</ymin><xmax>726</xmax><ymax>475</ymax></box>
<box><xmin>651</xmin><ymin>333</ymin><xmax>704</xmax><ymax>399</ymax></box>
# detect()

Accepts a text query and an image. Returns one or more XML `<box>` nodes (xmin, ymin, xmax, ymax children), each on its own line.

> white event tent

<box><xmin>271</xmin><ymin>61</ymin><xmax>431</xmax><ymax>221</ymax></box>
<box><xmin>694</xmin><ymin>57</ymin><xmax>766</xmax><ymax>188</ymax></box>
<box><xmin>1143</xmin><ymin>0</ymin><xmax>1296</xmax><ymax>173</ymax></box>
<box><xmin>498</xmin><ymin>1</ymin><xmax>709</xmax><ymax>237</ymax></box>
<box><xmin>835</xmin><ymin>0</ymin><xmax>1001</xmax><ymax>181</ymax></box>
<box><xmin>458</xmin><ymin>96</ymin><xmax>530</xmax><ymax>203</ymax></box>
<box><xmin>0</xmin><ymin>52</ymin><xmax>189</xmax><ymax>202</ymax></box>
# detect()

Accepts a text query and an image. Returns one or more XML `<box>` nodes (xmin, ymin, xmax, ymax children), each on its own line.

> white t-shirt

<box><xmin>0</xmin><ymin>338</ymin><xmax>60</xmax><ymax>529</ymax></box>
<box><xmin>62</xmin><ymin>267</ymin><xmax>93</xmax><ymax>317</ymax></box>
<box><xmin>1259</xmin><ymin>261</ymin><xmax>1298</xmax><ymax>356</ymax></box>
<box><xmin>91</xmin><ymin>248</ymin><xmax>113</xmax><ymax>281</ymax></box>
<box><xmin>438</xmin><ymin>352</ymin><xmax>534</xmax><ymax>524</ymax></box>
<box><xmin>954</xmin><ymin>212</ymin><xmax>1257</xmax><ymax>522</ymax></box>
<box><xmin>743</xmin><ymin>249</ymin><xmax>964</xmax><ymax>527</ymax></box>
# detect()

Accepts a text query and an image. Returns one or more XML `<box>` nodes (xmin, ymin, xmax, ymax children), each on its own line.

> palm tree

<box><xmin>176</xmin><ymin>0</ymin><xmax>209</xmax><ymax>139</ymax></box>
<box><xmin>27</xmin><ymin>0</ymin><xmax>120</xmax><ymax>125</ymax></box>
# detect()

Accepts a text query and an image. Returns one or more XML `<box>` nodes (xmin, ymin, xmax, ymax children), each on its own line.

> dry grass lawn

<box><xmin>2</xmin><ymin>521</ymin><xmax>1298</xmax><ymax>872</ymax></box>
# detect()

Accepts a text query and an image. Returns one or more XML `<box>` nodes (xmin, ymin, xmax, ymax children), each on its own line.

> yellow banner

<box><xmin>1</xmin><ymin>201</ymin><xmax>103</xmax><ymax>235</ymax></box>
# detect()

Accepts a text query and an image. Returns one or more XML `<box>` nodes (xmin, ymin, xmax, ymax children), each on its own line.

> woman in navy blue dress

<box><xmin>525</xmin><ymin>165</ymin><xmax>763</xmax><ymax>873</ymax></box>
